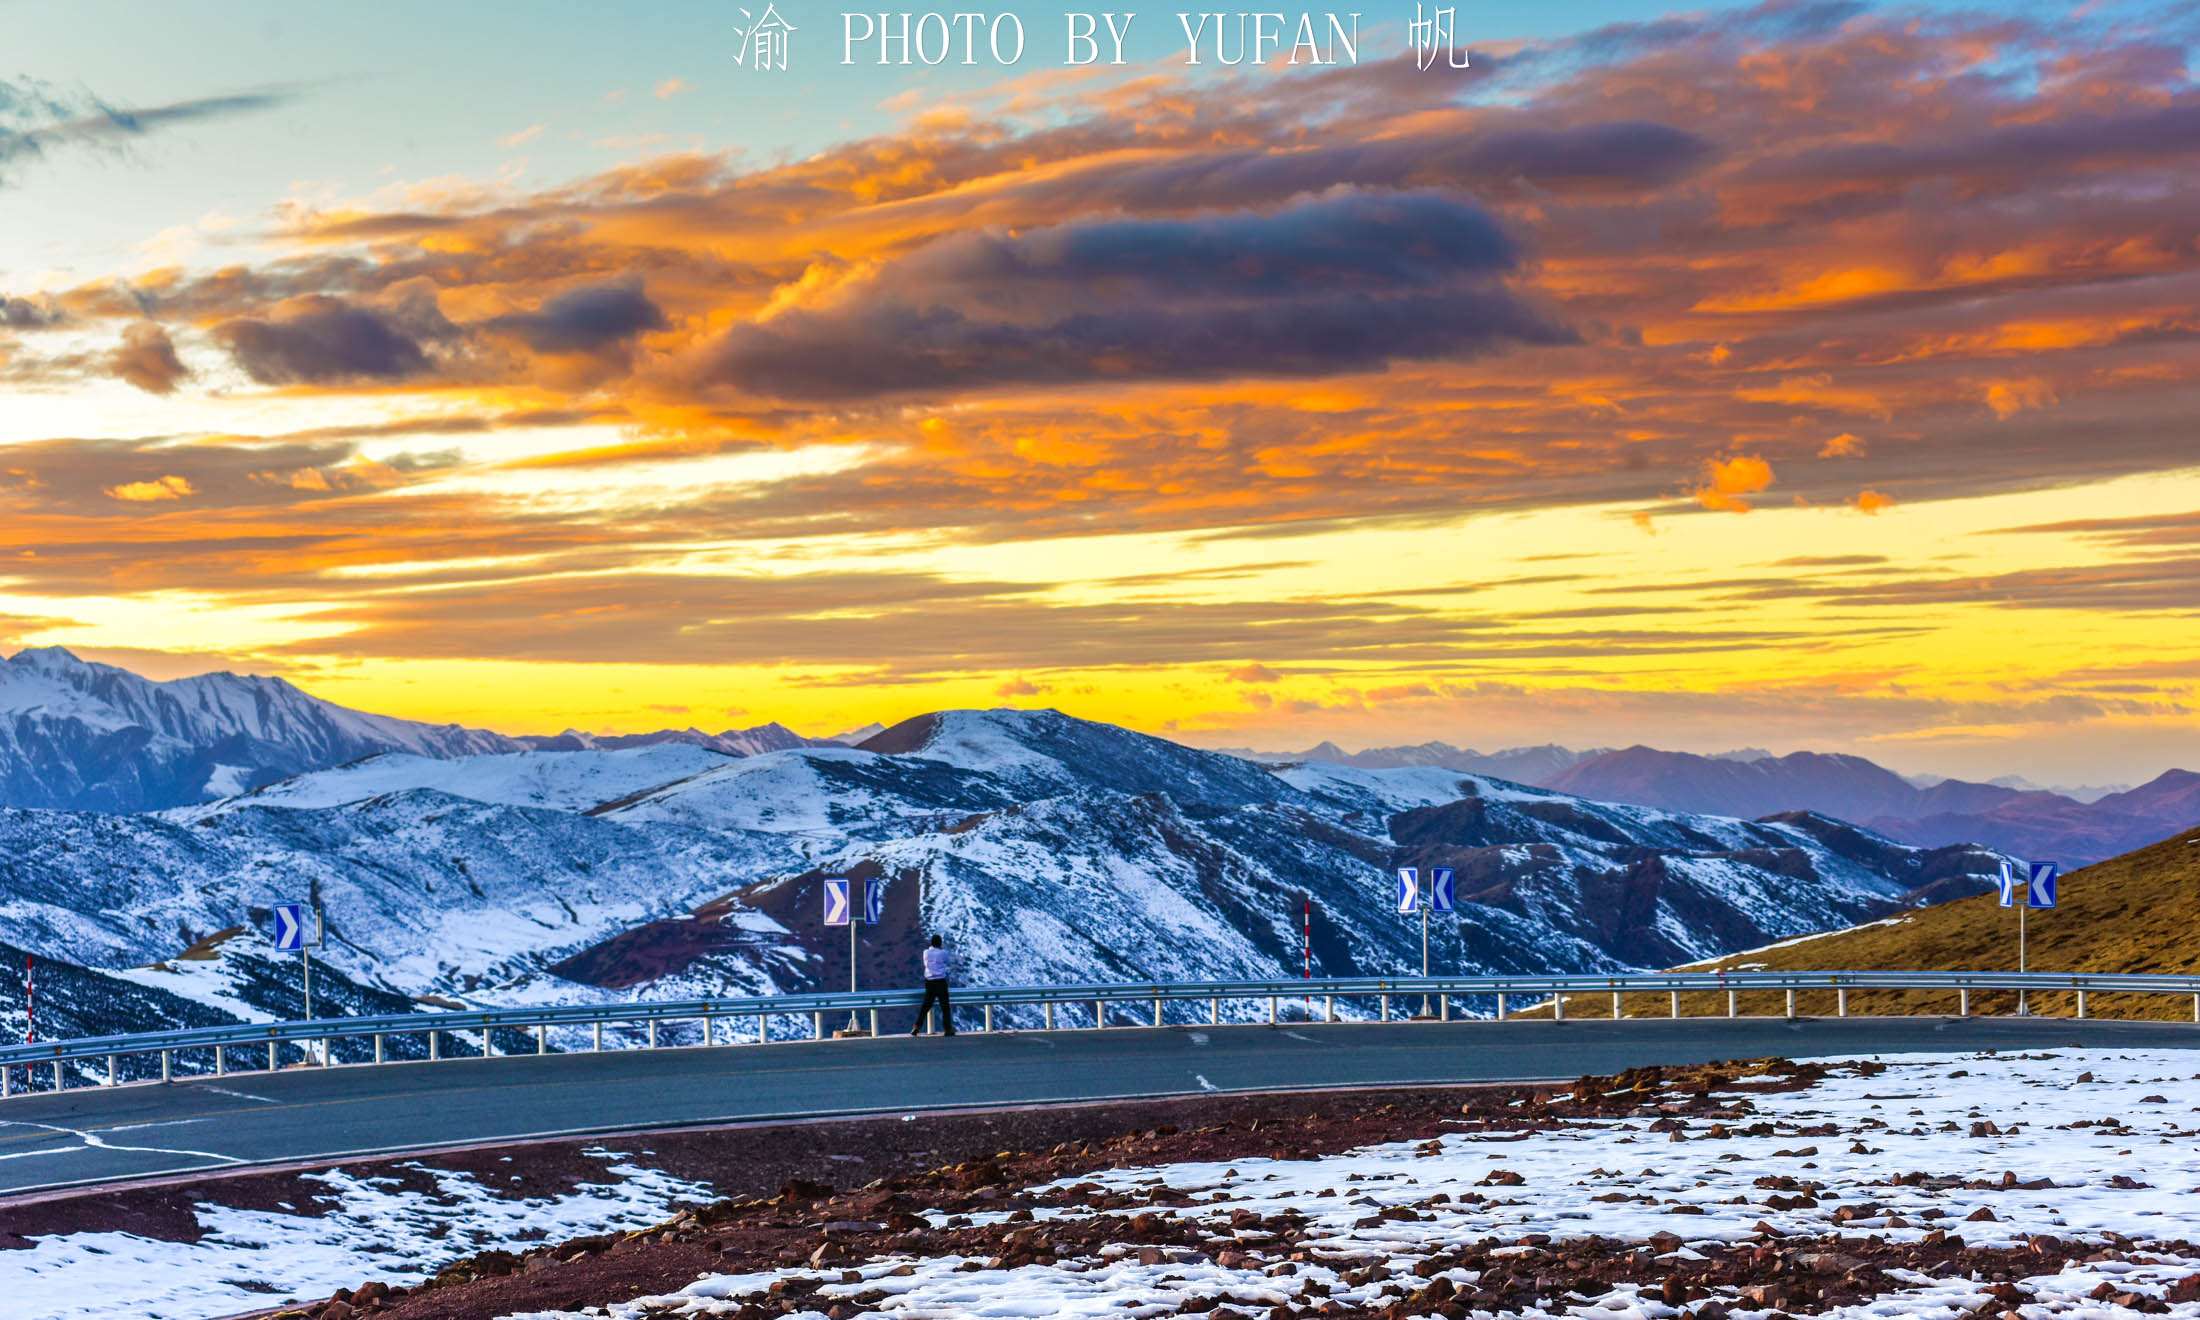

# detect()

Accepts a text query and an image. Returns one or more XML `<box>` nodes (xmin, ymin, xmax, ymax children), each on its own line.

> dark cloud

<box><xmin>483</xmin><ymin>280</ymin><xmax>667</xmax><ymax>353</ymax></box>
<box><xmin>0</xmin><ymin>77</ymin><xmax>298</xmax><ymax>182</ymax></box>
<box><xmin>1</xmin><ymin>294</ymin><xmax>61</xmax><ymax>328</ymax></box>
<box><xmin>109</xmin><ymin>322</ymin><xmax>188</xmax><ymax>394</ymax></box>
<box><xmin>1752</xmin><ymin>101</ymin><xmax>2200</xmax><ymax>188</ymax></box>
<box><xmin>215</xmin><ymin>295</ymin><xmax>441</xmax><ymax>385</ymax></box>
<box><xmin>703</xmin><ymin>190</ymin><xmax>1572</xmax><ymax>400</ymax></box>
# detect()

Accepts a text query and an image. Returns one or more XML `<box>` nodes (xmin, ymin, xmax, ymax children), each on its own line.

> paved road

<box><xmin>2</xmin><ymin>1016</ymin><xmax>2193</xmax><ymax>1198</ymax></box>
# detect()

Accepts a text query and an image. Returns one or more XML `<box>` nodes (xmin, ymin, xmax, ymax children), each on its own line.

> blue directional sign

<box><xmin>822</xmin><ymin>877</ymin><xmax>852</xmax><ymax>927</ymax></box>
<box><xmin>1430</xmin><ymin>866</ymin><xmax>1456</xmax><ymax>913</ymax></box>
<box><xmin>1995</xmin><ymin>860</ymin><xmax>2018</xmax><ymax>908</ymax></box>
<box><xmin>271</xmin><ymin>902</ymin><xmax>317</xmax><ymax>952</ymax></box>
<box><xmin>2027</xmin><ymin>862</ymin><xmax>2059</xmax><ymax>909</ymax></box>
<box><xmin>1394</xmin><ymin>866</ymin><xmax>1419</xmax><ymax>914</ymax></box>
<box><xmin>863</xmin><ymin>877</ymin><xmax>886</xmax><ymax>926</ymax></box>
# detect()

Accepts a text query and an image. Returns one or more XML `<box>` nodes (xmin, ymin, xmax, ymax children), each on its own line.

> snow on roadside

<box><xmin>2</xmin><ymin>1149</ymin><xmax>713</xmax><ymax>1320</ymax></box>
<box><xmin>499</xmin><ymin>1049</ymin><xmax>2200</xmax><ymax>1319</ymax></box>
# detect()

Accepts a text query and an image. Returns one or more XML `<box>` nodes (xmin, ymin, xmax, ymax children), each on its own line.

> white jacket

<box><xmin>922</xmin><ymin>946</ymin><xmax>952</xmax><ymax>980</ymax></box>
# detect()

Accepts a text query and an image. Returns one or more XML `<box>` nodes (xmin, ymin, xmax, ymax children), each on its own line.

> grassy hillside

<box><xmin>1525</xmin><ymin>825</ymin><xmax>2200</xmax><ymax>1021</ymax></box>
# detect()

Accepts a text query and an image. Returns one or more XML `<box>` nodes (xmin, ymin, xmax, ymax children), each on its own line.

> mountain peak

<box><xmin>7</xmin><ymin>645</ymin><xmax>90</xmax><ymax>672</ymax></box>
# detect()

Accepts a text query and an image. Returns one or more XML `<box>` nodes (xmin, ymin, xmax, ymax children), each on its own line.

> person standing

<box><xmin>910</xmin><ymin>934</ymin><xmax>956</xmax><ymax>1036</ymax></box>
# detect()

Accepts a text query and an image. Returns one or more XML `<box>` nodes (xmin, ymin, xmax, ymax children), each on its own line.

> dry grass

<box><xmin>1516</xmin><ymin>825</ymin><xmax>2200</xmax><ymax>1022</ymax></box>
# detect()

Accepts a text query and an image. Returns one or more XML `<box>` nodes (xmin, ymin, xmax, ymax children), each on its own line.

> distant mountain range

<box><xmin>1227</xmin><ymin>734</ymin><xmax>2194</xmax><ymax>868</ymax></box>
<box><xmin>1540</xmin><ymin>747</ymin><xmax>2197</xmax><ymax>867</ymax></box>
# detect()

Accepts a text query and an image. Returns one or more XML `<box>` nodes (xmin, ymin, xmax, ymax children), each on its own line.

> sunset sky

<box><xmin>4</xmin><ymin>0</ymin><xmax>2198</xmax><ymax>783</ymax></box>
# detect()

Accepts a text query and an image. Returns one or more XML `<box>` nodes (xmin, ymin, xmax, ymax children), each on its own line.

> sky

<box><xmin>3</xmin><ymin>0</ymin><xmax>2198</xmax><ymax>785</ymax></box>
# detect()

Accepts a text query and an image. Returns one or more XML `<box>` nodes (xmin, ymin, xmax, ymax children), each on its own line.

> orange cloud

<box><xmin>106</xmin><ymin>475</ymin><xmax>195</xmax><ymax>502</ymax></box>
<box><xmin>1693</xmin><ymin>455</ymin><xmax>1774</xmax><ymax>513</ymax></box>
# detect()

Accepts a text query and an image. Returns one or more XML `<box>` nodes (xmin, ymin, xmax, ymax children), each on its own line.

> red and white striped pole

<box><xmin>24</xmin><ymin>954</ymin><xmax>33</xmax><ymax>1045</ymax></box>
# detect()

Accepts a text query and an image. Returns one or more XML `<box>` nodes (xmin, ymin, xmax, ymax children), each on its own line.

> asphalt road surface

<box><xmin>2</xmin><ymin>1015</ymin><xmax>2194</xmax><ymax>1198</ymax></box>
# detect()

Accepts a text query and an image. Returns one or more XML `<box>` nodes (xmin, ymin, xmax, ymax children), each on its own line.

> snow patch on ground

<box><xmin>496</xmin><ymin>1049</ymin><xmax>2200</xmax><ymax>1320</ymax></box>
<box><xmin>2</xmin><ymin>1149</ymin><xmax>712</xmax><ymax>1320</ymax></box>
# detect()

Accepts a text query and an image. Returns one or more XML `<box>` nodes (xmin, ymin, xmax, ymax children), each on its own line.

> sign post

<box><xmin>1395</xmin><ymin>866</ymin><xmax>1426</xmax><ymax>1015</ymax></box>
<box><xmin>825</xmin><ymin>878</ymin><xmax>886</xmax><ymax>1035</ymax></box>
<box><xmin>1998</xmin><ymin>861</ymin><xmax>2058</xmax><ymax>1014</ymax></box>
<box><xmin>271</xmin><ymin>901</ymin><xmax>322</xmax><ymax>1059</ymax></box>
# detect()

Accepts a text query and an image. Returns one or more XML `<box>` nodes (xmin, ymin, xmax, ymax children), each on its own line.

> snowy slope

<box><xmin>0</xmin><ymin>647</ymin><xmax>521</xmax><ymax>811</ymax></box>
<box><xmin>0</xmin><ymin>792</ymin><xmax>794</xmax><ymax>1000</ymax></box>
<box><xmin>174</xmin><ymin>742</ymin><xmax>734</xmax><ymax>816</ymax></box>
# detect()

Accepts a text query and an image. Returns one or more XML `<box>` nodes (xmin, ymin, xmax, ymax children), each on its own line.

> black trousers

<box><xmin>912</xmin><ymin>978</ymin><xmax>954</xmax><ymax>1034</ymax></box>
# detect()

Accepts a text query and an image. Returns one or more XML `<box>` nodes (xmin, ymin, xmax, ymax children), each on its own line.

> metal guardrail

<box><xmin>3</xmin><ymin>969</ymin><xmax>2196</xmax><ymax>1098</ymax></box>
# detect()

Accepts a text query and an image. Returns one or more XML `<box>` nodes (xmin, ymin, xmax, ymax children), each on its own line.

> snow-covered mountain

<box><xmin>517</xmin><ymin>723</ymin><xmax>822</xmax><ymax>757</ymax></box>
<box><xmin>0</xmin><ymin>705</ymin><xmax>2012</xmax><ymax>1042</ymax></box>
<box><xmin>0</xmin><ymin>647</ymin><xmax>521</xmax><ymax>811</ymax></box>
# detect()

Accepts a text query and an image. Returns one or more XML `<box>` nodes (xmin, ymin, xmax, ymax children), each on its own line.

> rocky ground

<box><xmin>9</xmin><ymin>1049</ymin><xmax>2200</xmax><ymax>1320</ymax></box>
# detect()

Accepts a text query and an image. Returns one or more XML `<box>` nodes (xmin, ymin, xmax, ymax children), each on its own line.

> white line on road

<box><xmin>0</xmin><ymin>1120</ymin><xmax>246</xmax><ymax>1168</ymax></box>
<box><xmin>1195</xmin><ymin>1075</ymin><xmax>1218</xmax><ymax>1092</ymax></box>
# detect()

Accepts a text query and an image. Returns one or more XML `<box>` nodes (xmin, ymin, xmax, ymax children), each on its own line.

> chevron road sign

<box><xmin>863</xmin><ymin>877</ymin><xmax>885</xmax><ymax>925</ymax></box>
<box><xmin>1394</xmin><ymin>866</ymin><xmax>1419</xmax><ymax>914</ymax></box>
<box><xmin>823</xmin><ymin>878</ymin><xmax>852</xmax><ymax>927</ymax></box>
<box><xmin>2027</xmin><ymin>862</ymin><xmax>2059</xmax><ymax>909</ymax></box>
<box><xmin>1430</xmin><ymin>866</ymin><xmax>1456</xmax><ymax>913</ymax></box>
<box><xmin>1996</xmin><ymin>861</ymin><xmax>2018</xmax><ymax>907</ymax></box>
<box><xmin>271</xmin><ymin>903</ymin><xmax>318</xmax><ymax>952</ymax></box>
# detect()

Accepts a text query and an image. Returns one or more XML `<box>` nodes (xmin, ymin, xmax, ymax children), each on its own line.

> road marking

<box><xmin>193</xmin><ymin>1084</ymin><xmax>279</xmax><ymax>1104</ymax></box>
<box><xmin>1195</xmin><ymin>1075</ymin><xmax>1218</xmax><ymax>1092</ymax></box>
<box><xmin>1187</xmin><ymin>1032</ymin><xmax>1210</xmax><ymax>1046</ymax></box>
<box><xmin>0</xmin><ymin>1119</ymin><xmax>245</xmax><ymax>1168</ymax></box>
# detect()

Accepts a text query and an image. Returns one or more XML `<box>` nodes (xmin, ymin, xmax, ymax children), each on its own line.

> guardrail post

<box><xmin>1552</xmin><ymin>993</ymin><xmax>1564</xmax><ymax>1022</ymax></box>
<box><xmin>1153</xmin><ymin>996</ymin><xmax>1163</xmax><ymax>1027</ymax></box>
<box><xmin>215</xmin><ymin>1044</ymin><xmax>226</xmax><ymax>1076</ymax></box>
<box><xmin>1959</xmin><ymin>988</ymin><xmax>1970</xmax><ymax>1017</ymax></box>
<box><xmin>703</xmin><ymin>1014</ymin><xmax>713</xmax><ymax>1046</ymax></box>
<box><xmin>1325</xmin><ymin>994</ymin><xmax>1335</xmax><ymax>1023</ymax></box>
<box><xmin>871</xmin><ymin>1008</ymin><xmax>880</xmax><ymax>1036</ymax></box>
<box><xmin>1094</xmin><ymin>999</ymin><xmax>1105</xmax><ymax>1029</ymax></box>
<box><xmin>106</xmin><ymin>1054</ymin><xmax>117</xmax><ymax>1087</ymax></box>
<box><xmin>984</xmin><ymin>1004</ymin><xmax>995</xmax><ymax>1032</ymax></box>
<box><xmin>430</xmin><ymin>1030</ymin><xmax>441</xmax><ymax>1061</ymax></box>
<box><xmin>537</xmin><ymin>1023</ymin><xmax>548</xmax><ymax>1054</ymax></box>
<box><xmin>374</xmin><ymin>1034</ymin><xmax>385</xmax><ymax>1064</ymax></box>
<box><xmin>1611</xmin><ymin>991</ymin><xmax>1622</xmax><ymax>1019</ymax></box>
<box><xmin>1209</xmin><ymin>997</ymin><xmax>1219</xmax><ymax>1025</ymax></box>
<box><xmin>593</xmin><ymin>1021</ymin><xmax>604</xmax><ymax>1051</ymax></box>
<box><xmin>1268</xmin><ymin>995</ymin><xmax>1278</xmax><ymax>1024</ymax></box>
<box><xmin>1726</xmin><ymin>989</ymin><xmax>1738</xmax><ymax>1018</ymax></box>
<box><xmin>1439</xmin><ymin>994</ymin><xmax>1449</xmax><ymax>1021</ymax></box>
<box><xmin>1669</xmin><ymin>990</ymin><xmax>1679</xmax><ymax>1019</ymax></box>
<box><xmin>53</xmin><ymin>1060</ymin><xmax>63</xmax><ymax>1092</ymax></box>
<box><xmin>1785</xmin><ymin>989</ymin><xmax>1796</xmax><ymax>1020</ymax></box>
<box><xmin>647</xmin><ymin>1018</ymin><xmax>658</xmax><ymax>1049</ymax></box>
<box><xmin>1837</xmin><ymin>988</ymin><xmax>1848</xmax><ymax>1017</ymax></box>
<box><xmin>2192</xmin><ymin>993</ymin><xmax>2198</xmax><ymax>1023</ymax></box>
<box><xmin>160</xmin><ymin>1050</ymin><xmax>172</xmax><ymax>1083</ymax></box>
<box><xmin>268</xmin><ymin>1041</ymin><xmax>278</xmax><ymax>1072</ymax></box>
<box><xmin>1045</xmin><ymin>1001</ymin><xmax>1055</xmax><ymax>1030</ymax></box>
<box><xmin>2</xmin><ymin>1066</ymin><xmax>10</xmax><ymax>1098</ymax></box>
<box><xmin>2076</xmin><ymin>990</ymin><xmax>2087</xmax><ymax>1019</ymax></box>
<box><xmin>812</xmin><ymin>1011</ymin><xmax>823</xmax><ymax>1040</ymax></box>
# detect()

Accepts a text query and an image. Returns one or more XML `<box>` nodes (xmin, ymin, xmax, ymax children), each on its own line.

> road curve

<box><xmin>1</xmin><ymin>1015</ymin><xmax>2193</xmax><ymax>1199</ymax></box>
